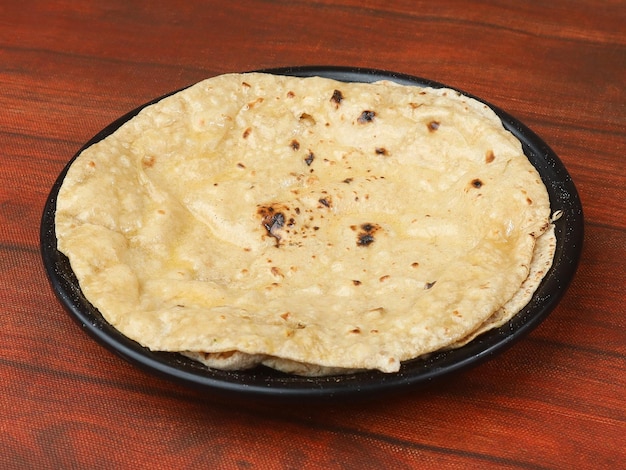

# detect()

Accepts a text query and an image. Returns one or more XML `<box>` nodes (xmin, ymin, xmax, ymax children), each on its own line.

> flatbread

<box><xmin>55</xmin><ymin>73</ymin><xmax>553</xmax><ymax>374</ymax></box>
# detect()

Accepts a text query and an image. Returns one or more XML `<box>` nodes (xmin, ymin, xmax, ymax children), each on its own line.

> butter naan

<box><xmin>55</xmin><ymin>73</ymin><xmax>555</xmax><ymax>375</ymax></box>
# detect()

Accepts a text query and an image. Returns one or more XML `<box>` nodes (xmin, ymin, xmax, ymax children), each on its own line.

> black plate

<box><xmin>40</xmin><ymin>66</ymin><xmax>583</xmax><ymax>399</ymax></box>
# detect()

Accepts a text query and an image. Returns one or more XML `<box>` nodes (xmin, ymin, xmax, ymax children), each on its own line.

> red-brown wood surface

<box><xmin>2</xmin><ymin>1</ymin><xmax>624</xmax><ymax>468</ymax></box>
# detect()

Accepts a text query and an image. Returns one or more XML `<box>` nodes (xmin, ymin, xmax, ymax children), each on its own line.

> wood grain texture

<box><xmin>1</xmin><ymin>1</ymin><xmax>624</xmax><ymax>468</ymax></box>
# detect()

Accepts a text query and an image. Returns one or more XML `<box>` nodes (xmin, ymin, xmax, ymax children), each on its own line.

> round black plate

<box><xmin>40</xmin><ymin>66</ymin><xmax>583</xmax><ymax>399</ymax></box>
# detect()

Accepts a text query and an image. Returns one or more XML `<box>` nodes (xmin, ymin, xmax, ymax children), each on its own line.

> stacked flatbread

<box><xmin>55</xmin><ymin>73</ymin><xmax>556</xmax><ymax>375</ymax></box>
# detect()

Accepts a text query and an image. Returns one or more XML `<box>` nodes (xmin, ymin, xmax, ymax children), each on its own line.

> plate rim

<box><xmin>40</xmin><ymin>66</ymin><xmax>584</xmax><ymax>399</ymax></box>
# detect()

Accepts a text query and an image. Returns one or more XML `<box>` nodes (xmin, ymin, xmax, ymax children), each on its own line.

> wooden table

<box><xmin>2</xmin><ymin>1</ymin><xmax>624</xmax><ymax>468</ymax></box>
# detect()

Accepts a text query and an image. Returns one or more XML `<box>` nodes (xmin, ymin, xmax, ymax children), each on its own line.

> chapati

<box><xmin>55</xmin><ymin>73</ymin><xmax>554</xmax><ymax>374</ymax></box>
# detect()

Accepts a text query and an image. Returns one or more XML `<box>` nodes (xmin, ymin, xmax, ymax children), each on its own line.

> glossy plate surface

<box><xmin>40</xmin><ymin>66</ymin><xmax>583</xmax><ymax>399</ymax></box>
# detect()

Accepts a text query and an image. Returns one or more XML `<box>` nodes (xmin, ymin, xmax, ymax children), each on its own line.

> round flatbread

<box><xmin>55</xmin><ymin>73</ymin><xmax>552</xmax><ymax>374</ymax></box>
